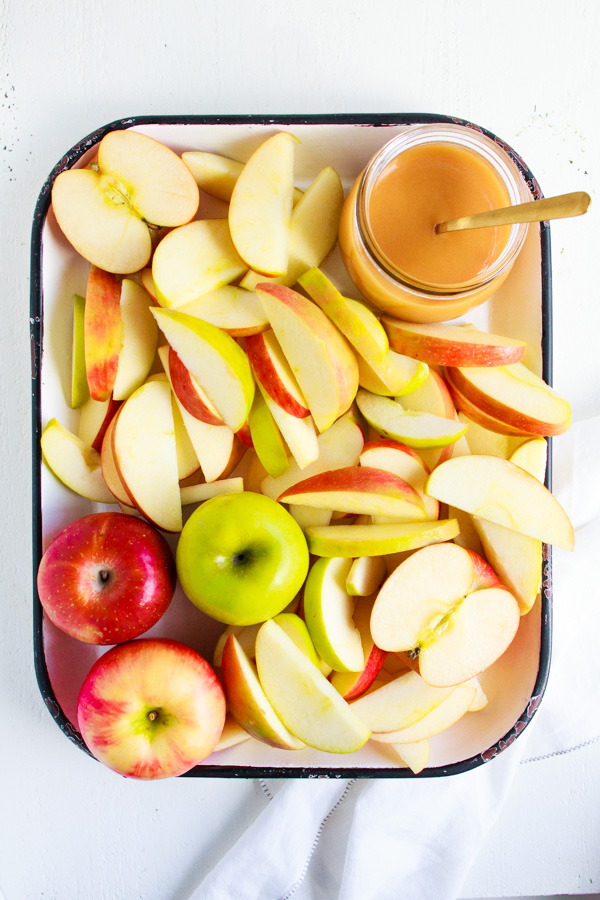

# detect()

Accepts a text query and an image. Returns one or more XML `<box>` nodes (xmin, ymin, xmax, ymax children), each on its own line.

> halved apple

<box><xmin>254</xmin><ymin>619</ymin><xmax>371</xmax><ymax>753</ymax></box>
<box><xmin>41</xmin><ymin>418</ymin><xmax>115</xmax><ymax>504</ymax></box>
<box><xmin>51</xmin><ymin>129</ymin><xmax>199</xmax><ymax>274</ymax></box>
<box><xmin>305</xmin><ymin>519</ymin><xmax>459</xmax><ymax>558</ymax></box>
<box><xmin>112</xmin><ymin>380</ymin><xmax>182</xmax><ymax>532</ymax></box>
<box><xmin>426</xmin><ymin>454</ymin><xmax>574</xmax><ymax>550</ymax></box>
<box><xmin>248</xmin><ymin>389</ymin><xmax>289</xmax><ymax>478</ymax></box>
<box><xmin>256</xmin><ymin>283</ymin><xmax>358</xmax><ymax>431</ymax></box>
<box><xmin>152</xmin><ymin>308</ymin><xmax>254</xmax><ymax>432</ymax></box>
<box><xmin>245</xmin><ymin>329</ymin><xmax>310</xmax><ymax>418</ymax></box>
<box><xmin>330</xmin><ymin>595</ymin><xmax>387</xmax><ymax>700</ymax></box>
<box><xmin>112</xmin><ymin>279</ymin><xmax>158</xmax><ymax>401</ymax></box>
<box><xmin>152</xmin><ymin>219</ymin><xmax>246</xmax><ymax>308</ymax></box>
<box><xmin>229</xmin><ymin>132</ymin><xmax>296</xmax><ymax>276</ymax></box>
<box><xmin>382</xmin><ymin>318</ymin><xmax>527</xmax><ymax>367</ymax></box>
<box><xmin>370</xmin><ymin>685</ymin><xmax>477</xmax><ymax>744</ymax></box>
<box><xmin>356</xmin><ymin>389</ymin><xmax>468</xmax><ymax>449</ymax></box>
<box><xmin>176</xmin><ymin>285</ymin><xmax>269</xmax><ymax>337</ymax></box>
<box><xmin>84</xmin><ymin>267</ymin><xmax>122</xmax><ymax>402</ymax></box>
<box><xmin>70</xmin><ymin>293</ymin><xmax>89</xmax><ymax>408</ymax></box>
<box><xmin>303</xmin><ymin>557</ymin><xmax>364</xmax><ymax>672</ymax></box>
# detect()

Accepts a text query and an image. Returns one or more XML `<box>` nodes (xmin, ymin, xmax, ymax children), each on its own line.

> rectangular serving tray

<box><xmin>31</xmin><ymin>114</ymin><xmax>552</xmax><ymax>778</ymax></box>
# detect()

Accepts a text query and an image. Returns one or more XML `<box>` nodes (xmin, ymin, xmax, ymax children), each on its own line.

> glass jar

<box><xmin>339</xmin><ymin>124</ymin><xmax>532</xmax><ymax>323</ymax></box>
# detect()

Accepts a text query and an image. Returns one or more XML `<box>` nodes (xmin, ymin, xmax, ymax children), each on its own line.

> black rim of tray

<box><xmin>31</xmin><ymin>112</ymin><xmax>553</xmax><ymax>778</ymax></box>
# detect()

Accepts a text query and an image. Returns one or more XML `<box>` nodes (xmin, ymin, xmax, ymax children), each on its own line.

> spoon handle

<box><xmin>435</xmin><ymin>191</ymin><xmax>591</xmax><ymax>234</ymax></box>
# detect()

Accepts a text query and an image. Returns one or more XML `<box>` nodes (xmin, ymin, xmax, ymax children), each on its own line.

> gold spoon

<box><xmin>435</xmin><ymin>191</ymin><xmax>591</xmax><ymax>235</ymax></box>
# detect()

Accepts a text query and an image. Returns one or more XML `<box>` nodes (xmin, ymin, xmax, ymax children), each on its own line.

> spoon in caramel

<box><xmin>435</xmin><ymin>190</ymin><xmax>591</xmax><ymax>234</ymax></box>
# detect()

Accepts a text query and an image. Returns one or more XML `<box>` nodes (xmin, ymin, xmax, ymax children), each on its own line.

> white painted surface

<box><xmin>1</xmin><ymin>0</ymin><xmax>599</xmax><ymax>898</ymax></box>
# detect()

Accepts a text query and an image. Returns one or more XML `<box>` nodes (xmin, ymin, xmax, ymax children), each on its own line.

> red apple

<box><xmin>37</xmin><ymin>512</ymin><xmax>176</xmax><ymax>644</ymax></box>
<box><xmin>77</xmin><ymin>638</ymin><xmax>226</xmax><ymax>779</ymax></box>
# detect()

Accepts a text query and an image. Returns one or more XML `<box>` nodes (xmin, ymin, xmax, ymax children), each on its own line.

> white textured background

<box><xmin>1</xmin><ymin>1</ymin><xmax>599</xmax><ymax>898</ymax></box>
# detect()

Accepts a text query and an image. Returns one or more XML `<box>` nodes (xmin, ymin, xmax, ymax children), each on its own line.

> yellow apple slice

<box><xmin>70</xmin><ymin>293</ymin><xmax>89</xmax><ymax>408</ymax></box>
<box><xmin>152</xmin><ymin>219</ymin><xmax>246</xmax><ymax>309</ymax></box>
<box><xmin>112</xmin><ymin>380</ymin><xmax>182</xmax><ymax>532</ymax></box>
<box><xmin>180</xmin><ymin>477</ymin><xmax>243</xmax><ymax>507</ymax></box>
<box><xmin>229</xmin><ymin>132</ymin><xmax>296</xmax><ymax>276</ymax></box>
<box><xmin>370</xmin><ymin>685</ymin><xmax>477</xmax><ymax>744</ymax></box>
<box><xmin>360</xmin><ymin>439</ymin><xmax>439</xmax><ymax>520</ymax></box>
<box><xmin>357</xmin><ymin>349</ymin><xmax>428</xmax><ymax>397</ymax></box>
<box><xmin>52</xmin><ymin>130</ymin><xmax>199</xmax><ymax>274</ymax></box>
<box><xmin>256</xmin><ymin>283</ymin><xmax>359</xmax><ymax>432</ymax></box>
<box><xmin>112</xmin><ymin>279</ymin><xmax>158</xmax><ymax>401</ymax></box>
<box><xmin>41</xmin><ymin>418</ymin><xmax>115</xmax><ymax>504</ymax></box>
<box><xmin>255</xmin><ymin>620</ymin><xmax>371</xmax><ymax>753</ymax></box>
<box><xmin>258</xmin><ymin>384</ymin><xmax>319</xmax><ymax>470</ymax></box>
<box><xmin>213</xmin><ymin>714</ymin><xmax>252</xmax><ymax>753</ymax></box>
<box><xmin>176</xmin><ymin>285</ymin><xmax>269</xmax><ymax>337</ymax></box>
<box><xmin>303</xmin><ymin>557</ymin><xmax>364</xmax><ymax>672</ymax></box>
<box><xmin>346</xmin><ymin>555</ymin><xmax>387</xmax><ymax>597</ymax></box>
<box><xmin>305</xmin><ymin>519</ymin><xmax>460</xmax><ymax>558</ymax></box>
<box><xmin>356</xmin><ymin>389</ymin><xmax>468</xmax><ymax>448</ymax></box>
<box><xmin>84</xmin><ymin>267</ymin><xmax>123</xmax><ymax>402</ymax></box>
<box><xmin>426</xmin><ymin>455</ymin><xmax>574</xmax><ymax>550</ymax></box>
<box><xmin>78</xmin><ymin>395</ymin><xmax>121</xmax><ymax>452</ymax></box>
<box><xmin>248</xmin><ymin>389</ymin><xmax>289</xmax><ymax>479</ymax></box>
<box><xmin>152</xmin><ymin>308</ymin><xmax>254</xmax><ymax>432</ymax></box>
<box><xmin>350</xmin><ymin>670</ymin><xmax>455</xmax><ymax>733</ymax></box>
<box><xmin>273</xmin><ymin>613</ymin><xmax>321</xmax><ymax>668</ymax></box>
<box><xmin>459</xmin><ymin>411</ymin><xmax>526</xmax><ymax>458</ymax></box>
<box><xmin>510</xmin><ymin>437</ymin><xmax>547</xmax><ymax>482</ymax></box>
<box><xmin>391</xmin><ymin>740</ymin><xmax>430</xmax><ymax>773</ymax></box>
<box><xmin>182</xmin><ymin>150</ymin><xmax>304</xmax><ymax>206</ymax></box>
<box><xmin>382</xmin><ymin>317</ymin><xmax>527</xmax><ymax>367</ymax></box>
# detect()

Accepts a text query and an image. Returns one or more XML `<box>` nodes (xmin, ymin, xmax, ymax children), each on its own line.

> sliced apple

<box><xmin>360</xmin><ymin>439</ymin><xmax>439</xmax><ymax>520</ymax></box>
<box><xmin>112</xmin><ymin>279</ymin><xmax>158</xmax><ymax>400</ymax></box>
<box><xmin>272</xmin><ymin>613</ymin><xmax>321</xmax><ymax>667</ymax></box>
<box><xmin>279</xmin><ymin>466</ymin><xmax>426</xmax><ymax>519</ymax></box>
<box><xmin>448</xmin><ymin>377</ymin><xmax>529</xmax><ymax>436</ymax></box>
<box><xmin>356</xmin><ymin>389</ymin><xmax>468</xmax><ymax>448</ymax></box>
<box><xmin>459</xmin><ymin>411</ymin><xmax>526</xmax><ymax>457</ymax></box>
<box><xmin>245</xmin><ymin>329</ymin><xmax>310</xmax><ymax>418</ymax></box>
<box><xmin>176</xmin><ymin>285</ymin><xmax>269</xmax><ymax>337</ymax></box>
<box><xmin>70</xmin><ymin>293</ymin><xmax>89</xmax><ymax>408</ymax></box>
<box><xmin>258</xmin><ymin>385</ymin><xmax>319</xmax><ymax>470</ymax></box>
<box><xmin>305</xmin><ymin>519</ymin><xmax>459</xmax><ymax>558</ymax></box>
<box><xmin>248</xmin><ymin>389</ymin><xmax>289</xmax><ymax>478</ymax></box>
<box><xmin>330</xmin><ymin>595</ymin><xmax>387</xmax><ymax>700</ymax></box>
<box><xmin>350</xmin><ymin>670</ymin><xmax>455</xmax><ymax>733</ymax></box>
<box><xmin>446</xmin><ymin>363</ymin><xmax>572</xmax><ymax>436</ymax></box>
<box><xmin>256</xmin><ymin>283</ymin><xmax>358</xmax><ymax>431</ymax></box>
<box><xmin>100</xmin><ymin>416</ymin><xmax>133</xmax><ymax>506</ymax></box>
<box><xmin>41</xmin><ymin>418</ymin><xmax>115</xmax><ymax>504</ymax></box>
<box><xmin>391</xmin><ymin>740</ymin><xmax>430</xmax><ymax>774</ymax></box>
<box><xmin>382</xmin><ymin>318</ymin><xmax>527</xmax><ymax>367</ymax></box>
<box><xmin>152</xmin><ymin>219</ymin><xmax>246</xmax><ymax>308</ymax></box>
<box><xmin>229</xmin><ymin>132</ymin><xmax>296</xmax><ymax>276</ymax></box>
<box><xmin>112</xmin><ymin>380</ymin><xmax>181</xmax><ymax>532</ymax></box>
<box><xmin>357</xmin><ymin>349</ymin><xmax>428</xmax><ymax>397</ymax></box>
<box><xmin>221</xmin><ymin>635</ymin><xmax>306</xmax><ymax>750</ymax></box>
<box><xmin>397</xmin><ymin>368</ymin><xmax>455</xmax><ymax>419</ymax></box>
<box><xmin>303</xmin><ymin>557</ymin><xmax>364</xmax><ymax>672</ymax></box>
<box><xmin>51</xmin><ymin>130</ymin><xmax>199</xmax><ymax>274</ymax></box>
<box><xmin>78</xmin><ymin>394</ymin><xmax>122</xmax><ymax>453</ymax></box>
<box><xmin>213</xmin><ymin>714</ymin><xmax>252</xmax><ymax>752</ymax></box>
<box><xmin>84</xmin><ymin>267</ymin><xmax>122</xmax><ymax>402</ymax></box>
<box><xmin>213</xmin><ymin>622</ymin><xmax>262</xmax><ymax>668</ymax></box>
<box><xmin>167</xmin><ymin>347</ymin><xmax>225</xmax><ymax>426</ymax></box>
<box><xmin>152</xmin><ymin>308</ymin><xmax>254</xmax><ymax>432</ymax></box>
<box><xmin>182</xmin><ymin>150</ymin><xmax>303</xmax><ymax>206</ymax></box>
<box><xmin>346</xmin><ymin>555</ymin><xmax>387</xmax><ymax>597</ymax></box>
<box><xmin>254</xmin><ymin>619</ymin><xmax>371</xmax><ymax>753</ymax></box>
<box><xmin>370</xmin><ymin>685</ymin><xmax>477</xmax><ymax>744</ymax></box>
<box><xmin>510</xmin><ymin>437</ymin><xmax>548</xmax><ymax>482</ymax></box>
<box><xmin>180</xmin><ymin>477</ymin><xmax>243</xmax><ymax>507</ymax></box>
<box><xmin>426</xmin><ymin>454</ymin><xmax>574</xmax><ymax>550</ymax></box>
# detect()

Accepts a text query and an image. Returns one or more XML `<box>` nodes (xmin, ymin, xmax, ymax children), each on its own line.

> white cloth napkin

<box><xmin>191</xmin><ymin>416</ymin><xmax>600</xmax><ymax>900</ymax></box>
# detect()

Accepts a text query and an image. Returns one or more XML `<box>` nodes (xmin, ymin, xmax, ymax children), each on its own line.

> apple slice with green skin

<box><xmin>255</xmin><ymin>619</ymin><xmax>371</xmax><ymax>753</ymax></box>
<box><xmin>391</xmin><ymin>740</ymin><xmax>430</xmax><ymax>774</ymax></box>
<box><xmin>84</xmin><ymin>267</ymin><xmax>123</xmax><ymax>402</ymax></box>
<box><xmin>245</xmin><ymin>329</ymin><xmax>310</xmax><ymax>419</ymax></box>
<box><xmin>180</xmin><ymin>477</ymin><xmax>244</xmax><ymax>507</ymax></box>
<box><xmin>112</xmin><ymin>279</ymin><xmax>158</xmax><ymax>401</ymax></box>
<box><xmin>357</xmin><ymin>350</ymin><xmax>428</xmax><ymax>397</ymax></box>
<box><xmin>279</xmin><ymin>466</ymin><xmax>427</xmax><ymax>519</ymax></box>
<box><xmin>221</xmin><ymin>635</ymin><xmax>306</xmax><ymax>750</ymax></box>
<box><xmin>229</xmin><ymin>132</ymin><xmax>296</xmax><ymax>276</ymax></box>
<box><xmin>370</xmin><ymin>685</ymin><xmax>477</xmax><ymax>744</ymax></box>
<box><xmin>330</xmin><ymin>595</ymin><xmax>387</xmax><ymax>699</ymax></box>
<box><xmin>248</xmin><ymin>389</ymin><xmax>289</xmax><ymax>479</ymax></box>
<box><xmin>350</xmin><ymin>670</ymin><xmax>455</xmax><ymax>733</ymax></box>
<box><xmin>152</xmin><ymin>219</ymin><xmax>246</xmax><ymax>308</ymax></box>
<box><xmin>71</xmin><ymin>293</ymin><xmax>89</xmax><ymax>408</ymax></box>
<box><xmin>175</xmin><ymin>286</ymin><xmax>269</xmax><ymax>337</ymax></box>
<box><xmin>273</xmin><ymin>613</ymin><xmax>321</xmax><ymax>667</ymax></box>
<box><xmin>256</xmin><ymin>283</ymin><xmax>359</xmax><ymax>432</ymax></box>
<box><xmin>370</xmin><ymin>543</ymin><xmax>520</xmax><ymax>687</ymax></box>
<box><xmin>303</xmin><ymin>557</ymin><xmax>364</xmax><ymax>672</ymax></box>
<box><xmin>298</xmin><ymin>267</ymin><xmax>388</xmax><ymax>365</ymax></box>
<box><xmin>78</xmin><ymin>394</ymin><xmax>122</xmax><ymax>453</ymax></box>
<box><xmin>446</xmin><ymin>363</ymin><xmax>572</xmax><ymax>437</ymax></box>
<box><xmin>510</xmin><ymin>437</ymin><xmax>547</xmax><ymax>482</ymax></box>
<box><xmin>356</xmin><ymin>389</ymin><xmax>468</xmax><ymax>449</ymax></box>
<box><xmin>52</xmin><ymin>130</ymin><xmax>199</xmax><ymax>274</ymax></box>
<box><xmin>213</xmin><ymin>714</ymin><xmax>252</xmax><ymax>752</ymax></box>
<box><xmin>346</xmin><ymin>555</ymin><xmax>387</xmax><ymax>597</ymax></box>
<box><xmin>41</xmin><ymin>418</ymin><xmax>116</xmax><ymax>504</ymax></box>
<box><xmin>305</xmin><ymin>519</ymin><xmax>459</xmax><ymax>558</ymax></box>
<box><xmin>167</xmin><ymin>348</ymin><xmax>225</xmax><ymax>426</ymax></box>
<box><xmin>360</xmin><ymin>440</ymin><xmax>439</xmax><ymax>520</ymax></box>
<box><xmin>182</xmin><ymin>150</ymin><xmax>304</xmax><ymax>206</ymax></box>
<box><xmin>261</xmin><ymin>409</ymin><xmax>365</xmax><ymax>501</ymax></box>
<box><xmin>426</xmin><ymin>454</ymin><xmax>574</xmax><ymax>550</ymax></box>
<box><xmin>152</xmin><ymin>308</ymin><xmax>254</xmax><ymax>432</ymax></box>
<box><xmin>382</xmin><ymin>317</ymin><xmax>527</xmax><ymax>367</ymax></box>
<box><xmin>112</xmin><ymin>380</ymin><xmax>182</xmax><ymax>532</ymax></box>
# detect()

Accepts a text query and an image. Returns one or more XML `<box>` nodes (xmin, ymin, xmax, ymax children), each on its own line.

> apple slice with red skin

<box><xmin>245</xmin><ymin>329</ymin><xmax>310</xmax><ymax>418</ymax></box>
<box><xmin>79</xmin><ymin>394</ymin><xmax>122</xmax><ymax>453</ymax></box>
<box><xmin>37</xmin><ymin>512</ymin><xmax>176</xmax><ymax>644</ymax></box>
<box><xmin>382</xmin><ymin>318</ymin><xmax>527</xmax><ymax>367</ymax></box>
<box><xmin>101</xmin><ymin>417</ymin><xmax>134</xmax><ymax>506</ymax></box>
<box><xmin>459</xmin><ymin>411</ymin><xmax>527</xmax><ymax>457</ymax></box>
<box><xmin>279</xmin><ymin>466</ymin><xmax>427</xmax><ymax>520</ymax></box>
<box><xmin>330</xmin><ymin>595</ymin><xmax>388</xmax><ymax>700</ymax></box>
<box><xmin>84</xmin><ymin>267</ymin><xmax>123</xmax><ymax>402</ymax></box>
<box><xmin>445</xmin><ymin>363</ymin><xmax>571</xmax><ymax>437</ymax></box>
<box><xmin>447</xmin><ymin>376</ymin><xmax>529</xmax><ymax>436</ymax></box>
<box><xmin>77</xmin><ymin>638</ymin><xmax>225</xmax><ymax>779</ymax></box>
<box><xmin>221</xmin><ymin>635</ymin><xmax>306</xmax><ymax>750</ymax></box>
<box><xmin>360</xmin><ymin>440</ymin><xmax>439</xmax><ymax>521</ymax></box>
<box><xmin>236</xmin><ymin>420</ymin><xmax>254</xmax><ymax>449</ymax></box>
<box><xmin>168</xmin><ymin>348</ymin><xmax>225</xmax><ymax>426</ymax></box>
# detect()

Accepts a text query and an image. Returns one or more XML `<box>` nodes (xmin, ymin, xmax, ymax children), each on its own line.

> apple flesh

<box><xmin>357</xmin><ymin>349</ymin><xmax>428</xmax><ymax>397</ymax></box>
<box><xmin>112</xmin><ymin>279</ymin><xmax>158</xmax><ymax>401</ymax></box>
<box><xmin>77</xmin><ymin>638</ymin><xmax>225</xmax><ymax>779</ymax></box>
<box><xmin>37</xmin><ymin>512</ymin><xmax>176</xmax><ymax>644</ymax></box>
<box><xmin>182</xmin><ymin>150</ymin><xmax>303</xmax><ymax>206</ymax></box>
<box><xmin>330</xmin><ymin>595</ymin><xmax>387</xmax><ymax>700</ymax></box>
<box><xmin>350</xmin><ymin>669</ymin><xmax>456</xmax><ymax>733</ymax></box>
<box><xmin>370</xmin><ymin>684</ymin><xmax>477</xmax><ymax>744</ymax></box>
<box><xmin>359</xmin><ymin>440</ymin><xmax>439</xmax><ymax>521</ymax></box>
<box><xmin>167</xmin><ymin>347</ymin><xmax>225</xmax><ymax>426</ymax></box>
<box><xmin>78</xmin><ymin>394</ymin><xmax>122</xmax><ymax>453</ymax></box>
<box><xmin>391</xmin><ymin>740</ymin><xmax>430</xmax><ymax>774</ymax></box>
<box><xmin>248</xmin><ymin>389</ymin><xmax>290</xmax><ymax>479</ymax></box>
<box><xmin>41</xmin><ymin>418</ymin><xmax>115</xmax><ymax>504</ymax></box>
<box><xmin>382</xmin><ymin>317</ymin><xmax>527</xmax><ymax>367</ymax></box>
<box><xmin>346</xmin><ymin>554</ymin><xmax>387</xmax><ymax>597</ymax></box>
<box><xmin>258</xmin><ymin>384</ymin><xmax>319</xmax><ymax>471</ymax></box>
<box><xmin>305</xmin><ymin>519</ymin><xmax>460</xmax><ymax>558</ymax></box>
<box><xmin>356</xmin><ymin>389</ymin><xmax>468</xmax><ymax>448</ymax></box>
<box><xmin>177</xmin><ymin>285</ymin><xmax>269</xmax><ymax>337</ymax></box>
<box><xmin>303</xmin><ymin>557</ymin><xmax>364</xmax><ymax>672</ymax></box>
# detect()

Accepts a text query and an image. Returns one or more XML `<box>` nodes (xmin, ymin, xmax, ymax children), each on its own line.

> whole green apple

<box><xmin>176</xmin><ymin>491</ymin><xmax>309</xmax><ymax>625</ymax></box>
